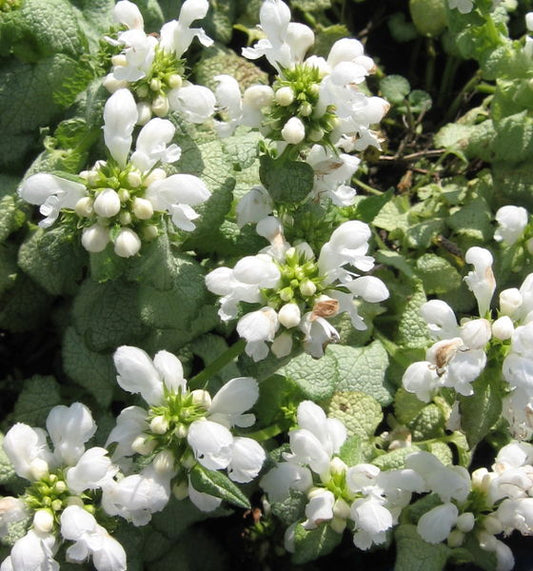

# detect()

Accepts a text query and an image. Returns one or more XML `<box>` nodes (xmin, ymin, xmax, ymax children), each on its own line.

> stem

<box><xmin>246</xmin><ymin>423</ymin><xmax>285</xmax><ymax>442</ymax></box>
<box><xmin>424</xmin><ymin>38</ymin><xmax>436</xmax><ymax>94</ymax></box>
<box><xmin>442</xmin><ymin>70</ymin><xmax>483</xmax><ymax>125</ymax></box>
<box><xmin>188</xmin><ymin>338</ymin><xmax>246</xmax><ymax>389</ymax></box>
<box><xmin>353</xmin><ymin>177</ymin><xmax>382</xmax><ymax>195</ymax></box>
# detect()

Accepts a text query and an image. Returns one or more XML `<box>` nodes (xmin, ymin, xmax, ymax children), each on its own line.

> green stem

<box><xmin>442</xmin><ymin>70</ymin><xmax>483</xmax><ymax>125</ymax></box>
<box><xmin>245</xmin><ymin>423</ymin><xmax>285</xmax><ymax>442</ymax></box>
<box><xmin>424</xmin><ymin>38</ymin><xmax>436</xmax><ymax>94</ymax></box>
<box><xmin>188</xmin><ymin>338</ymin><xmax>246</xmax><ymax>389</ymax></box>
<box><xmin>353</xmin><ymin>177</ymin><xmax>382</xmax><ymax>195</ymax></box>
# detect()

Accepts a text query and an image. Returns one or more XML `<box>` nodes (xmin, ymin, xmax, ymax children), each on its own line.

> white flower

<box><xmin>81</xmin><ymin>224</ymin><xmax>110</xmax><ymax>253</ymax></box>
<box><xmin>464</xmin><ymin>247</ymin><xmax>496</xmax><ymax>317</ymax></box>
<box><xmin>0</xmin><ymin>529</ymin><xmax>59</xmax><ymax>571</ymax></box>
<box><xmin>281</xmin><ymin>116</ymin><xmax>306</xmax><ymax>144</ymax></box>
<box><xmin>0</xmin><ymin>497</ymin><xmax>27</xmax><ymax>537</ymax></box>
<box><xmin>302</xmin><ymin>489</ymin><xmax>335</xmax><ymax>529</ymax></box>
<box><xmin>236</xmin><ymin>185</ymin><xmax>274</xmax><ymax>228</ymax></box>
<box><xmin>208</xmin><ymin>376</ymin><xmax>259</xmax><ymax>428</ymax></box>
<box><xmin>167</xmin><ymin>84</ymin><xmax>216</xmax><ymax>124</ymax></box>
<box><xmin>417</xmin><ymin>502</ymin><xmax>459</xmax><ymax>544</ymax></box>
<box><xmin>494</xmin><ymin>205</ymin><xmax>528</xmax><ymax>245</ymax></box>
<box><xmin>237</xmin><ymin>307</ymin><xmax>280</xmax><ymax>361</ymax></box>
<box><xmin>18</xmin><ymin>173</ymin><xmax>87</xmax><ymax>228</ymax></box>
<box><xmin>60</xmin><ymin>506</ymin><xmax>126</xmax><ymax>571</ymax></box>
<box><xmin>260</xmin><ymin>462</ymin><xmax>313</xmax><ymax>502</ymax></box>
<box><xmin>103</xmin><ymin>88</ymin><xmax>138</xmax><ymax>167</ymax></box>
<box><xmin>160</xmin><ymin>0</ymin><xmax>213</xmax><ymax>58</ymax></box>
<box><xmin>113</xmin><ymin>228</ymin><xmax>142</xmax><ymax>257</ymax></box>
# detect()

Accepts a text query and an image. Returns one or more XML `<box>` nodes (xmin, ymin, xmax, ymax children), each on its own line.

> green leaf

<box><xmin>329</xmin><ymin>342</ymin><xmax>393</xmax><ymax>405</ymax></box>
<box><xmin>415</xmin><ymin>254</ymin><xmax>462</xmax><ymax>295</ymax></box>
<box><xmin>254</xmin><ymin>373</ymin><xmax>304</xmax><ymax>427</ymax></box>
<box><xmin>271</xmin><ymin>489</ymin><xmax>307</xmax><ymax>526</ymax></box>
<box><xmin>0</xmin><ymin>273</ymin><xmax>51</xmax><ymax>332</ymax></box>
<box><xmin>18</xmin><ymin>225</ymin><xmax>86</xmax><ymax>296</ymax></box>
<box><xmin>292</xmin><ymin>523</ymin><xmax>342</xmax><ymax>565</ymax></box>
<box><xmin>189</xmin><ymin>464</ymin><xmax>250</xmax><ymax>510</ymax></box>
<box><xmin>279</xmin><ymin>351</ymin><xmax>338</xmax><ymax>400</ymax></box>
<box><xmin>394</xmin><ymin>387</ymin><xmax>427</xmax><ymax>426</ymax></box>
<box><xmin>492</xmin><ymin>112</ymin><xmax>533</xmax><ymax>164</ymax></box>
<box><xmin>372</xmin><ymin>446</ymin><xmax>420</xmax><ymax>471</ymax></box>
<box><xmin>339</xmin><ymin>435</ymin><xmax>364</xmax><ymax>466</ymax></box>
<box><xmin>493</xmin><ymin>160</ymin><xmax>533</xmax><ymax>210</ymax></box>
<box><xmin>394</xmin><ymin>524</ymin><xmax>451</xmax><ymax>571</ymax></box>
<box><xmin>0</xmin><ymin>54</ymin><xmax>80</xmax><ymax>171</ymax></box>
<box><xmin>380</xmin><ymin>75</ymin><xmax>411</xmax><ymax>104</ymax></box>
<box><xmin>458</xmin><ymin>368</ymin><xmax>503</xmax><ymax>447</ymax></box>
<box><xmin>259</xmin><ymin>155</ymin><xmax>314</xmax><ymax>204</ymax></box>
<box><xmin>447</xmin><ymin>197</ymin><xmax>493</xmax><ymax>241</ymax></box>
<box><xmin>0</xmin><ymin>243</ymin><xmax>18</xmax><ymax>298</ymax></box>
<box><xmin>73</xmin><ymin>278</ymin><xmax>147</xmax><ymax>352</ymax></box>
<box><xmin>327</xmin><ymin>391</ymin><xmax>382</xmax><ymax>439</ymax></box>
<box><xmin>0</xmin><ymin>0</ymin><xmax>84</xmax><ymax>61</ymax></box>
<box><xmin>62</xmin><ymin>327</ymin><xmax>115</xmax><ymax>408</ymax></box>
<box><xmin>291</xmin><ymin>0</ymin><xmax>331</xmax><ymax>10</ymax></box>
<box><xmin>354</xmin><ymin>188</ymin><xmax>394</xmax><ymax>223</ymax></box>
<box><xmin>13</xmin><ymin>375</ymin><xmax>62</xmax><ymax>426</ymax></box>
<box><xmin>373</xmin><ymin>196</ymin><xmax>410</xmax><ymax>234</ymax></box>
<box><xmin>396</xmin><ymin>280</ymin><xmax>431</xmax><ymax>349</ymax></box>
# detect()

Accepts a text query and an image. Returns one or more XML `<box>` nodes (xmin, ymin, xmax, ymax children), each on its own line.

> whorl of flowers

<box><xmin>214</xmin><ymin>0</ymin><xmax>389</xmax><ymax>154</ymax></box>
<box><xmin>104</xmin><ymin>0</ymin><xmax>216</xmax><ymax>124</ymax></box>
<box><xmin>102</xmin><ymin>346</ymin><xmax>265</xmax><ymax>521</ymax></box>
<box><xmin>0</xmin><ymin>404</ymin><xmax>125</xmax><ymax>571</ymax></box>
<box><xmin>206</xmin><ymin>217</ymin><xmax>389</xmax><ymax>361</ymax></box>
<box><xmin>18</xmin><ymin>89</ymin><xmax>210</xmax><ymax>258</ymax></box>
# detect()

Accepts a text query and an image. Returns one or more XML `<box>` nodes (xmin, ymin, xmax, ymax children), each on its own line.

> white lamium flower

<box><xmin>103</xmin><ymin>88</ymin><xmax>138</xmax><ymax>167</ymax></box>
<box><xmin>208</xmin><ymin>376</ymin><xmax>259</xmax><ymax>428</ymax></box>
<box><xmin>420</xmin><ymin>299</ymin><xmax>460</xmax><ymax>339</ymax></box>
<box><xmin>281</xmin><ymin>116</ymin><xmax>306</xmax><ymax>144</ymax></box>
<box><xmin>351</xmin><ymin>496</ymin><xmax>393</xmax><ymax>549</ymax></box>
<box><xmin>260</xmin><ymin>462</ymin><xmax>313</xmax><ymax>502</ymax></box>
<box><xmin>187</xmin><ymin>419</ymin><xmax>233</xmax><ymax>471</ymax></box>
<box><xmin>114</xmin><ymin>0</ymin><xmax>144</xmax><ymax>29</ymax></box>
<box><xmin>477</xmin><ymin>531</ymin><xmax>515</xmax><ymax>571</ymax></box>
<box><xmin>46</xmin><ymin>402</ymin><xmax>96</xmax><ymax>467</ymax></box>
<box><xmin>236</xmin><ymin>185</ymin><xmax>274</xmax><ymax>227</ymax></box>
<box><xmin>167</xmin><ymin>84</ymin><xmax>216</xmax><ymax>124</ymax></box>
<box><xmin>66</xmin><ymin>447</ymin><xmax>118</xmax><ymax>494</ymax></box>
<box><xmin>492</xmin><ymin>316</ymin><xmax>514</xmax><ymax>341</ymax></box>
<box><xmin>60</xmin><ymin>505</ymin><xmax>127</xmax><ymax>571</ymax></box>
<box><xmin>237</xmin><ymin>307</ymin><xmax>280</xmax><ymax>361</ymax></box>
<box><xmin>227</xmin><ymin>437</ymin><xmax>266</xmax><ymax>483</ymax></box>
<box><xmin>102</xmin><ymin>465</ymin><xmax>172</xmax><ymax>526</ymax></box>
<box><xmin>402</xmin><ymin>360</ymin><xmax>442</xmax><ymax>403</ymax></box>
<box><xmin>114</xmin><ymin>346</ymin><xmax>186</xmax><ymax>406</ymax></box>
<box><xmin>18</xmin><ymin>173</ymin><xmax>87</xmax><ymax>228</ymax></box>
<box><xmin>81</xmin><ymin>224</ymin><xmax>110</xmax><ymax>253</ymax></box>
<box><xmin>187</xmin><ymin>479</ymin><xmax>222</xmax><ymax>512</ymax></box>
<box><xmin>464</xmin><ymin>247</ymin><xmax>496</xmax><ymax>317</ymax></box>
<box><xmin>1</xmin><ymin>530</ymin><xmax>59</xmax><ymax>571</ymax></box>
<box><xmin>416</xmin><ymin>502</ymin><xmax>459</xmax><ymax>544</ymax></box>
<box><xmin>496</xmin><ymin>497</ymin><xmax>533</xmax><ymax>535</ymax></box>
<box><xmin>494</xmin><ymin>205</ymin><xmax>528</xmax><ymax>245</ymax></box>
<box><xmin>130</xmin><ymin>118</ymin><xmax>181</xmax><ymax>171</ymax></box>
<box><xmin>160</xmin><ymin>0</ymin><xmax>213</xmax><ymax>58</ymax></box>
<box><xmin>302</xmin><ymin>489</ymin><xmax>335</xmax><ymax>529</ymax></box>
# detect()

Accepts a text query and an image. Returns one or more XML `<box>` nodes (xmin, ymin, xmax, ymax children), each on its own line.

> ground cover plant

<box><xmin>1</xmin><ymin>0</ymin><xmax>533</xmax><ymax>569</ymax></box>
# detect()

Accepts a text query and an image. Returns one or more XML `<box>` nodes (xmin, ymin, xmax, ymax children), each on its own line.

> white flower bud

<box><xmin>81</xmin><ymin>224</ymin><xmax>110</xmax><ymax>253</ymax></box>
<box><xmin>278</xmin><ymin>303</ymin><xmax>301</xmax><ymax>328</ymax></box>
<box><xmin>460</xmin><ymin>318</ymin><xmax>491</xmax><ymax>349</ymax></box>
<box><xmin>127</xmin><ymin>171</ymin><xmax>142</xmax><ymax>188</ymax></box>
<box><xmin>330</xmin><ymin>457</ymin><xmax>348</xmax><ymax>476</ymax></box>
<box><xmin>103</xmin><ymin>73</ymin><xmax>128</xmax><ymax>94</ymax></box>
<box><xmin>330</xmin><ymin>516</ymin><xmax>347</xmax><ymax>534</ymax></box>
<box><xmin>173</xmin><ymin>480</ymin><xmax>189</xmax><ymax>500</ymax></box>
<box><xmin>136</xmin><ymin>102</ymin><xmax>152</xmax><ymax>126</ymax></box>
<box><xmin>132</xmin><ymin>197</ymin><xmax>154</xmax><ymax>220</ymax></box>
<box><xmin>152</xmin><ymin>94</ymin><xmax>170</xmax><ymax>117</ymax></box>
<box><xmin>243</xmin><ymin>85</ymin><xmax>274</xmax><ymax>109</ymax></box>
<box><xmin>150</xmin><ymin>415</ymin><xmax>169</xmax><ymax>435</ymax></box>
<box><xmin>30</xmin><ymin>458</ymin><xmax>49</xmax><ymax>481</ymax></box>
<box><xmin>494</xmin><ymin>205</ymin><xmax>528</xmax><ymax>245</ymax></box>
<box><xmin>93</xmin><ymin>188</ymin><xmax>121</xmax><ymax>217</ymax></box>
<box><xmin>447</xmin><ymin>529</ymin><xmax>465</xmax><ymax>548</ymax></box>
<box><xmin>74</xmin><ymin>197</ymin><xmax>93</xmax><ymax>217</ymax></box>
<box><xmin>111</xmin><ymin>54</ymin><xmax>127</xmax><ymax>67</ymax></box>
<box><xmin>86</xmin><ymin>169</ymin><xmax>100</xmax><ymax>187</ymax></box>
<box><xmin>114</xmin><ymin>228</ymin><xmax>141</xmax><ymax>257</ymax></box>
<box><xmin>118</xmin><ymin>188</ymin><xmax>130</xmax><ymax>202</ymax></box>
<box><xmin>153</xmin><ymin>450</ymin><xmax>175</xmax><ymax>475</ymax></box>
<box><xmin>500</xmin><ymin>288</ymin><xmax>522</xmax><ymax>317</ymax></box>
<box><xmin>168</xmin><ymin>74</ymin><xmax>183</xmax><ymax>89</ymax></box>
<box><xmin>300</xmin><ymin>279</ymin><xmax>317</xmax><ymax>297</ymax></box>
<box><xmin>54</xmin><ymin>481</ymin><xmax>67</xmax><ymax>494</ymax></box>
<box><xmin>281</xmin><ymin>117</ymin><xmax>306</xmax><ymax>144</ymax></box>
<box><xmin>150</xmin><ymin>78</ymin><xmax>162</xmax><ymax>92</ymax></box>
<box><xmin>143</xmin><ymin>225</ymin><xmax>159</xmax><ymax>240</ymax></box>
<box><xmin>33</xmin><ymin>509</ymin><xmax>54</xmax><ymax>533</ymax></box>
<box><xmin>271</xmin><ymin>331</ymin><xmax>293</xmax><ymax>358</ymax></box>
<box><xmin>332</xmin><ymin>498</ymin><xmax>351</xmax><ymax>520</ymax></box>
<box><xmin>492</xmin><ymin>316</ymin><xmax>514</xmax><ymax>340</ymax></box>
<box><xmin>299</xmin><ymin>102</ymin><xmax>312</xmax><ymax>117</ymax></box>
<box><xmin>191</xmin><ymin>389</ymin><xmax>212</xmax><ymax>410</ymax></box>
<box><xmin>456</xmin><ymin>512</ymin><xmax>475</xmax><ymax>533</ymax></box>
<box><xmin>275</xmin><ymin>86</ymin><xmax>295</xmax><ymax>106</ymax></box>
<box><xmin>131</xmin><ymin>435</ymin><xmax>156</xmax><ymax>455</ymax></box>
<box><xmin>144</xmin><ymin>168</ymin><xmax>167</xmax><ymax>187</ymax></box>
<box><xmin>119</xmin><ymin>211</ymin><xmax>132</xmax><ymax>225</ymax></box>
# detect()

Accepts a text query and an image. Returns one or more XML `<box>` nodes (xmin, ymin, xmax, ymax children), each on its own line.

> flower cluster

<box><xmin>105</xmin><ymin>0</ymin><xmax>216</xmax><ymax>124</ymax></box>
<box><xmin>103</xmin><ymin>346</ymin><xmax>265</xmax><ymax>519</ymax></box>
<box><xmin>19</xmin><ymin>89</ymin><xmax>210</xmax><ymax>257</ymax></box>
<box><xmin>206</xmin><ymin>218</ymin><xmax>388</xmax><ymax>360</ymax></box>
<box><xmin>261</xmin><ymin>401</ymin><xmax>424</xmax><ymax>551</ymax></box>
<box><xmin>0</xmin><ymin>404</ymin><xmax>125</xmax><ymax>570</ymax></box>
